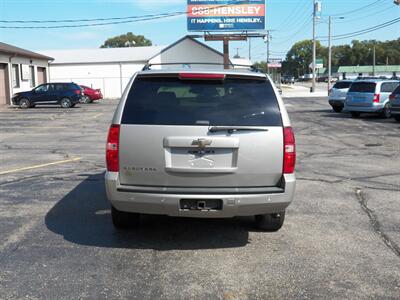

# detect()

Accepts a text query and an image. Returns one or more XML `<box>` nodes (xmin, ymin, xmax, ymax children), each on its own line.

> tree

<box><xmin>100</xmin><ymin>32</ymin><xmax>152</xmax><ymax>48</ymax></box>
<box><xmin>281</xmin><ymin>38</ymin><xmax>400</xmax><ymax>77</ymax></box>
<box><xmin>282</xmin><ymin>40</ymin><xmax>326</xmax><ymax>77</ymax></box>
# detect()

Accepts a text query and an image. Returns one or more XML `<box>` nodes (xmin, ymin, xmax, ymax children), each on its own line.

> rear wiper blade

<box><xmin>208</xmin><ymin>126</ymin><xmax>269</xmax><ymax>133</ymax></box>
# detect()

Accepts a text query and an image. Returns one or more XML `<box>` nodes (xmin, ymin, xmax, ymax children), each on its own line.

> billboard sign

<box><xmin>268</xmin><ymin>58</ymin><xmax>282</xmax><ymax>68</ymax></box>
<box><xmin>187</xmin><ymin>0</ymin><xmax>266</xmax><ymax>32</ymax></box>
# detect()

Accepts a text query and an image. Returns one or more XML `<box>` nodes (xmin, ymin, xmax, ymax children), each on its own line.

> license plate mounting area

<box><xmin>180</xmin><ymin>199</ymin><xmax>223</xmax><ymax>211</ymax></box>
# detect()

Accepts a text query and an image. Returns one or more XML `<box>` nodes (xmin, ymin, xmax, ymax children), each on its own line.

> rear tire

<box><xmin>111</xmin><ymin>206</ymin><xmax>140</xmax><ymax>229</ymax></box>
<box><xmin>60</xmin><ymin>98</ymin><xmax>72</xmax><ymax>108</ymax></box>
<box><xmin>332</xmin><ymin>106</ymin><xmax>343</xmax><ymax>113</ymax></box>
<box><xmin>82</xmin><ymin>95</ymin><xmax>91</xmax><ymax>104</ymax></box>
<box><xmin>255</xmin><ymin>211</ymin><xmax>285</xmax><ymax>232</ymax></box>
<box><xmin>381</xmin><ymin>104</ymin><xmax>391</xmax><ymax>119</ymax></box>
<box><xmin>394</xmin><ymin>115</ymin><xmax>400</xmax><ymax>122</ymax></box>
<box><xmin>19</xmin><ymin>98</ymin><xmax>30</xmax><ymax>109</ymax></box>
<box><xmin>351</xmin><ymin>112</ymin><xmax>361</xmax><ymax>118</ymax></box>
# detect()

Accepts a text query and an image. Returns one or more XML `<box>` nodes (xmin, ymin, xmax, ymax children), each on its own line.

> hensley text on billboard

<box><xmin>187</xmin><ymin>0</ymin><xmax>266</xmax><ymax>31</ymax></box>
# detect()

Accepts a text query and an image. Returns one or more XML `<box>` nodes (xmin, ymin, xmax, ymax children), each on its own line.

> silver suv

<box><xmin>345</xmin><ymin>79</ymin><xmax>399</xmax><ymax>118</ymax></box>
<box><xmin>105</xmin><ymin>68</ymin><xmax>296</xmax><ymax>231</ymax></box>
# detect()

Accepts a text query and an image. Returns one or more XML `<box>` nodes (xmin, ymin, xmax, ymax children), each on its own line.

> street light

<box><xmin>327</xmin><ymin>16</ymin><xmax>344</xmax><ymax>92</ymax></box>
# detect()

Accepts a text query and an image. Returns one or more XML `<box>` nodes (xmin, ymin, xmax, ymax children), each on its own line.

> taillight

<box><xmin>283</xmin><ymin>127</ymin><xmax>296</xmax><ymax>174</ymax></box>
<box><xmin>389</xmin><ymin>94</ymin><xmax>396</xmax><ymax>102</ymax></box>
<box><xmin>373</xmin><ymin>94</ymin><xmax>380</xmax><ymax>103</ymax></box>
<box><xmin>74</xmin><ymin>89</ymin><xmax>81</xmax><ymax>95</ymax></box>
<box><xmin>106</xmin><ymin>124</ymin><xmax>120</xmax><ymax>172</ymax></box>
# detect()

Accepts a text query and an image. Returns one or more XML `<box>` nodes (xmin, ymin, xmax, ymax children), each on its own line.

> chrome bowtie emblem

<box><xmin>192</xmin><ymin>138</ymin><xmax>212</xmax><ymax>149</ymax></box>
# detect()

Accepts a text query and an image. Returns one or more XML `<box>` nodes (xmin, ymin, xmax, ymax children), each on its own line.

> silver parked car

<box><xmin>389</xmin><ymin>85</ymin><xmax>400</xmax><ymax>122</ymax></box>
<box><xmin>105</xmin><ymin>67</ymin><xmax>296</xmax><ymax>231</ymax></box>
<box><xmin>345</xmin><ymin>79</ymin><xmax>400</xmax><ymax>118</ymax></box>
<box><xmin>328</xmin><ymin>80</ymin><xmax>353</xmax><ymax>112</ymax></box>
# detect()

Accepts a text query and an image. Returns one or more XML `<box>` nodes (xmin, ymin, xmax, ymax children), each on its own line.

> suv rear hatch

<box><xmin>330</xmin><ymin>81</ymin><xmax>352</xmax><ymax>99</ymax></box>
<box><xmin>118</xmin><ymin>73</ymin><xmax>284</xmax><ymax>189</ymax></box>
<box><xmin>346</xmin><ymin>82</ymin><xmax>377</xmax><ymax>107</ymax></box>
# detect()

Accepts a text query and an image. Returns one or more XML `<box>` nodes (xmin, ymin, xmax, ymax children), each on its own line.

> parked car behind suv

<box><xmin>12</xmin><ymin>82</ymin><xmax>82</xmax><ymax>109</ymax></box>
<box><xmin>281</xmin><ymin>75</ymin><xmax>295</xmax><ymax>84</ymax></box>
<box><xmin>344</xmin><ymin>79</ymin><xmax>399</xmax><ymax>118</ymax></box>
<box><xmin>80</xmin><ymin>85</ymin><xmax>103</xmax><ymax>103</ymax></box>
<box><xmin>105</xmin><ymin>68</ymin><xmax>296</xmax><ymax>231</ymax></box>
<box><xmin>389</xmin><ymin>85</ymin><xmax>400</xmax><ymax>122</ymax></box>
<box><xmin>328</xmin><ymin>80</ymin><xmax>353</xmax><ymax>112</ymax></box>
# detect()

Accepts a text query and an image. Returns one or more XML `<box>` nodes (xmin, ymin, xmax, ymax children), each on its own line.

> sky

<box><xmin>0</xmin><ymin>0</ymin><xmax>399</xmax><ymax>61</ymax></box>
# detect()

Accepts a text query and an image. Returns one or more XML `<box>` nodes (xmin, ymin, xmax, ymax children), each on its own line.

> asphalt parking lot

<box><xmin>0</xmin><ymin>99</ymin><xmax>399</xmax><ymax>299</ymax></box>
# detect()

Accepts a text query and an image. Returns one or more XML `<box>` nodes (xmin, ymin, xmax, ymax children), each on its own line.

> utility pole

<box><xmin>373</xmin><ymin>46</ymin><xmax>376</xmax><ymax>76</ymax></box>
<box><xmin>312</xmin><ymin>0</ymin><xmax>317</xmax><ymax>93</ymax></box>
<box><xmin>248</xmin><ymin>37</ymin><xmax>251</xmax><ymax>60</ymax></box>
<box><xmin>265</xmin><ymin>31</ymin><xmax>271</xmax><ymax>75</ymax></box>
<box><xmin>328</xmin><ymin>16</ymin><xmax>332</xmax><ymax>93</ymax></box>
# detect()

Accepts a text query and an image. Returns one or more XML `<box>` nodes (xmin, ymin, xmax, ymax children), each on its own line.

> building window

<box><xmin>29</xmin><ymin>66</ymin><xmax>35</xmax><ymax>87</ymax></box>
<box><xmin>12</xmin><ymin>64</ymin><xmax>20</xmax><ymax>88</ymax></box>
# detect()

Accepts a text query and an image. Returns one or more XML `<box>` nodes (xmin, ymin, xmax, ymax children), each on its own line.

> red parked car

<box><xmin>80</xmin><ymin>85</ymin><xmax>103</xmax><ymax>103</ymax></box>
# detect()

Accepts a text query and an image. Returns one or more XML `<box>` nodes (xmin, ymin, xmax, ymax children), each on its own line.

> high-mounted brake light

<box><xmin>373</xmin><ymin>94</ymin><xmax>380</xmax><ymax>103</ymax></box>
<box><xmin>179</xmin><ymin>73</ymin><xmax>226</xmax><ymax>80</ymax></box>
<box><xmin>283</xmin><ymin>127</ymin><xmax>296</xmax><ymax>174</ymax></box>
<box><xmin>106</xmin><ymin>124</ymin><xmax>120</xmax><ymax>172</ymax></box>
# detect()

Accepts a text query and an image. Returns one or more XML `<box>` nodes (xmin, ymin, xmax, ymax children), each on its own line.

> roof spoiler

<box><xmin>141</xmin><ymin>62</ymin><xmax>262</xmax><ymax>73</ymax></box>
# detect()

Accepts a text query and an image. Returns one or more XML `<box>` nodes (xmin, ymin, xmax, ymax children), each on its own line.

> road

<box><xmin>0</xmin><ymin>99</ymin><xmax>399</xmax><ymax>299</ymax></box>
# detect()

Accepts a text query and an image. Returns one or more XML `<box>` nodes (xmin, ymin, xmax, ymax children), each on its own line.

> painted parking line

<box><xmin>92</xmin><ymin>113</ymin><xmax>103</xmax><ymax>119</ymax></box>
<box><xmin>0</xmin><ymin>157</ymin><xmax>82</xmax><ymax>175</ymax></box>
<box><xmin>1</xmin><ymin>126</ymin><xmax>67</xmax><ymax>129</ymax></box>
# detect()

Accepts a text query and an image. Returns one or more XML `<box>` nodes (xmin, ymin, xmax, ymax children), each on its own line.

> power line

<box><xmin>330</xmin><ymin>0</ymin><xmax>386</xmax><ymax>17</ymax></box>
<box><xmin>275</xmin><ymin>0</ymin><xmax>306</xmax><ymax>30</ymax></box>
<box><xmin>0</xmin><ymin>13</ymin><xmax>184</xmax><ymax>29</ymax></box>
<box><xmin>0</xmin><ymin>4</ymin><xmax>231</xmax><ymax>28</ymax></box>
<box><xmin>318</xmin><ymin>17</ymin><xmax>400</xmax><ymax>41</ymax></box>
<box><xmin>272</xmin><ymin>18</ymin><xmax>312</xmax><ymax>45</ymax></box>
<box><xmin>0</xmin><ymin>11</ymin><xmax>184</xmax><ymax>23</ymax></box>
<box><xmin>334</xmin><ymin>3</ymin><xmax>394</xmax><ymax>24</ymax></box>
<box><xmin>276</xmin><ymin>4</ymin><xmax>311</xmax><ymax>34</ymax></box>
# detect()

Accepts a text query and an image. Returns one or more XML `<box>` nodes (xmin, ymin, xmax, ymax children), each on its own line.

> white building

<box><xmin>41</xmin><ymin>46</ymin><xmax>164</xmax><ymax>99</ymax></box>
<box><xmin>41</xmin><ymin>36</ymin><xmax>232</xmax><ymax>99</ymax></box>
<box><xmin>0</xmin><ymin>42</ymin><xmax>52</xmax><ymax>106</ymax></box>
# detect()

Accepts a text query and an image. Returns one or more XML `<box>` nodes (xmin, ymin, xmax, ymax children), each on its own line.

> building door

<box><xmin>0</xmin><ymin>63</ymin><xmax>10</xmax><ymax>105</ymax></box>
<box><xmin>37</xmin><ymin>67</ymin><xmax>47</xmax><ymax>85</ymax></box>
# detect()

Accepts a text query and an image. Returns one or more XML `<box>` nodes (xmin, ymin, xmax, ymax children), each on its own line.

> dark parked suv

<box><xmin>389</xmin><ymin>85</ymin><xmax>400</xmax><ymax>122</ymax></box>
<box><xmin>12</xmin><ymin>82</ymin><xmax>82</xmax><ymax>109</ymax></box>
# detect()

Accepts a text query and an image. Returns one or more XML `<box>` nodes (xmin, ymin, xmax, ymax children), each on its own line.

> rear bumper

<box><xmin>345</xmin><ymin>103</ymin><xmax>385</xmax><ymax>113</ymax></box>
<box><xmin>105</xmin><ymin>172</ymin><xmax>296</xmax><ymax>218</ymax></box>
<box><xmin>390</xmin><ymin>104</ymin><xmax>400</xmax><ymax>115</ymax></box>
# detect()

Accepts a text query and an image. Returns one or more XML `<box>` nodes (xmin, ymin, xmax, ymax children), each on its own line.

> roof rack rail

<box><xmin>141</xmin><ymin>62</ymin><xmax>262</xmax><ymax>73</ymax></box>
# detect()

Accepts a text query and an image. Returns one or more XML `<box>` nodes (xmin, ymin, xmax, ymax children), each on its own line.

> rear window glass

<box><xmin>333</xmin><ymin>81</ymin><xmax>352</xmax><ymax>89</ymax></box>
<box><xmin>393</xmin><ymin>85</ymin><xmax>400</xmax><ymax>95</ymax></box>
<box><xmin>67</xmin><ymin>83</ymin><xmax>80</xmax><ymax>90</ymax></box>
<box><xmin>349</xmin><ymin>82</ymin><xmax>376</xmax><ymax>93</ymax></box>
<box><xmin>121</xmin><ymin>76</ymin><xmax>282</xmax><ymax>126</ymax></box>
